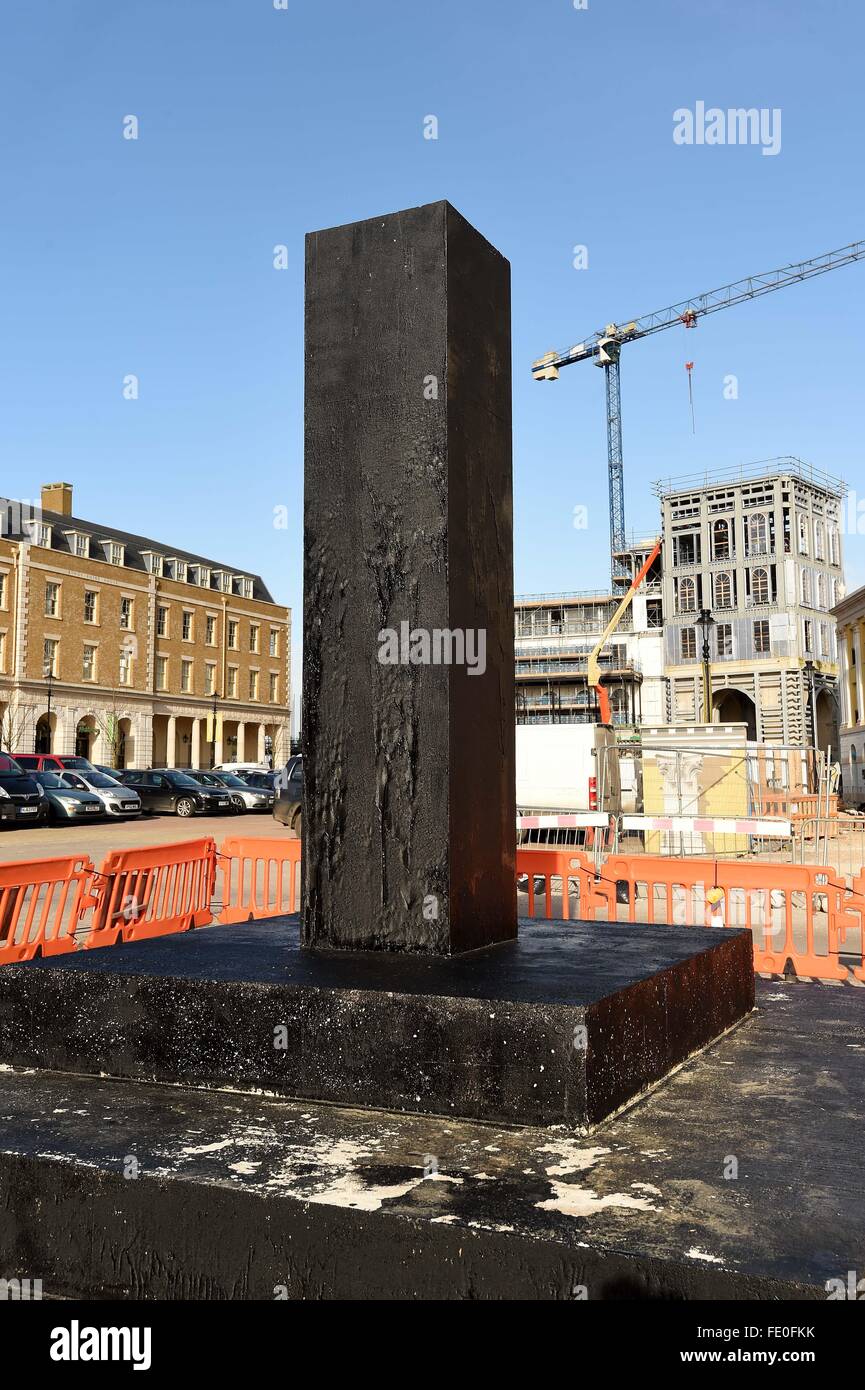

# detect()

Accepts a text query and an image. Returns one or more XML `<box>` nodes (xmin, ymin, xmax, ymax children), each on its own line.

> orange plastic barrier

<box><xmin>1</xmin><ymin>835</ymin><xmax>862</xmax><ymax>984</ymax></box>
<box><xmin>0</xmin><ymin>855</ymin><xmax>97</xmax><ymax>963</ymax></box>
<box><xmin>86</xmin><ymin>837</ymin><xmax>217</xmax><ymax>949</ymax></box>
<box><xmin>218</xmin><ymin>836</ymin><xmax>301</xmax><ymax>923</ymax></box>
<box><xmin>518</xmin><ymin>845</ymin><xmax>864</xmax><ymax>983</ymax></box>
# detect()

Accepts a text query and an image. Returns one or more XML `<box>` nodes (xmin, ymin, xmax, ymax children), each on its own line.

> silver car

<box><xmin>60</xmin><ymin>769</ymin><xmax>142</xmax><ymax>818</ymax></box>
<box><xmin>209</xmin><ymin>771</ymin><xmax>275</xmax><ymax>813</ymax></box>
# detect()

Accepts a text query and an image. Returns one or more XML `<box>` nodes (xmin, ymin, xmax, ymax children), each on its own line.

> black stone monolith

<box><xmin>302</xmin><ymin>201</ymin><xmax>516</xmax><ymax>953</ymax></box>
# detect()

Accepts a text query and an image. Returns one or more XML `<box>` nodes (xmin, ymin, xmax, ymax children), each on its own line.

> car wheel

<box><xmin>176</xmin><ymin>797</ymin><xmax>195</xmax><ymax>818</ymax></box>
<box><xmin>231</xmin><ymin>797</ymin><xmax>245</xmax><ymax>814</ymax></box>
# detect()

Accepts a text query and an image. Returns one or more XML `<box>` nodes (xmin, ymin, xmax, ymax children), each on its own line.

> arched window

<box><xmin>798</xmin><ymin>513</ymin><xmax>809</xmax><ymax>555</ymax></box>
<box><xmin>801</xmin><ymin>569</ymin><xmax>812</xmax><ymax>606</ymax></box>
<box><xmin>712</xmin><ymin>518</ymin><xmax>731</xmax><ymax>560</ymax></box>
<box><xmin>829</xmin><ymin>526</ymin><xmax>840</xmax><ymax>566</ymax></box>
<box><xmin>751</xmin><ymin>567</ymin><xmax>769</xmax><ymax>604</ymax></box>
<box><xmin>814</xmin><ymin>521</ymin><xmax>825</xmax><ymax>561</ymax></box>
<box><xmin>749</xmin><ymin>512</ymin><xmax>768</xmax><ymax>556</ymax></box>
<box><xmin>817</xmin><ymin>573</ymin><xmax>827</xmax><ymax>609</ymax></box>
<box><xmin>714</xmin><ymin>572</ymin><xmax>732</xmax><ymax>609</ymax></box>
<box><xmin>678</xmin><ymin>576</ymin><xmax>696</xmax><ymax>613</ymax></box>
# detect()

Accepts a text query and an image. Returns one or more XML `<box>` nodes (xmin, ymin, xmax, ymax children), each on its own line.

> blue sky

<box><xmin>2</xmin><ymin>0</ymin><xmax>863</xmax><ymax>721</ymax></box>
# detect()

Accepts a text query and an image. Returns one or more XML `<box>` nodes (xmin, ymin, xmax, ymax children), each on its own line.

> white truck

<box><xmin>516</xmin><ymin>724</ymin><xmax>622</xmax><ymax>823</ymax></box>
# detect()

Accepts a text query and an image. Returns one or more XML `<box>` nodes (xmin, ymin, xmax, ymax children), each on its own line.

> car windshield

<box><xmin>168</xmin><ymin>773</ymin><xmax>200</xmax><ymax>788</ymax></box>
<box><xmin>217</xmin><ymin>774</ymin><xmax>247</xmax><ymax>787</ymax></box>
<box><xmin>84</xmin><ymin>773</ymin><xmax>119</xmax><ymax>789</ymax></box>
<box><xmin>191</xmin><ymin>773</ymin><xmax>217</xmax><ymax>785</ymax></box>
<box><xmin>60</xmin><ymin>758</ymin><xmax>95</xmax><ymax>770</ymax></box>
<box><xmin>0</xmin><ymin>755</ymin><xmax>24</xmax><ymax>772</ymax></box>
<box><xmin>34</xmin><ymin>772</ymin><xmax>64</xmax><ymax>788</ymax></box>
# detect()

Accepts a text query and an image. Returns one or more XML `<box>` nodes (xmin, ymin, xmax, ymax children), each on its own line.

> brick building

<box><xmin>0</xmin><ymin>483</ymin><xmax>291</xmax><ymax>769</ymax></box>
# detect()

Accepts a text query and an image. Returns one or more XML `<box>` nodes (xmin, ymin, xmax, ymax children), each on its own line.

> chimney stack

<box><xmin>41</xmin><ymin>482</ymin><xmax>73</xmax><ymax>517</ymax></box>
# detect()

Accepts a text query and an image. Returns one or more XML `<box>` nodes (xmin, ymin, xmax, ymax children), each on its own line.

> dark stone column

<box><xmin>302</xmin><ymin>201</ymin><xmax>515</xmax><ymax>954</ymax></box>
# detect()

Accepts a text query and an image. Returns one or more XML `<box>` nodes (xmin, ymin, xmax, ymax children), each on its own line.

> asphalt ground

<box><xmin>0</xmin><ymin>809</ymin><xmax>290</xmax><ymax>866</ymax></box>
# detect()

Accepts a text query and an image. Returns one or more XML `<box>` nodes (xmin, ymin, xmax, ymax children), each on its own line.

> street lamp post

<box><xmin>40</xmin><ymin>658</ymin><xmax>54</xmax><ymax>754</ymax></box>
<box><xmin>698</xmin><ymin>608</ymin><xmax>715</xmax><ymax>724</ymax></box>
<box><xmin>210</xmin><ymin>690</ymin><xmax>219</xmax><ymax>769</ymax></box>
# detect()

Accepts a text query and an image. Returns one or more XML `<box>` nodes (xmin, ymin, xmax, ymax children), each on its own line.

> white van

<box><xmin>213</xmin><ymin>762</ymin><xmax>270</xmax><ymax>775</ymax></box>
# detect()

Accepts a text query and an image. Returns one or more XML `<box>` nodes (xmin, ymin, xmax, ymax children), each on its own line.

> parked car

<box><xmin>207</xmin><ymin>770</ymin><xmax>274</xmax><ymax>813</ymax></box>
<box><xmin>118</xmin><ymin>772</ymin><xmax>232</xmax><ymax>811</ymax></box>
<box><xmin>31</xmin><ymin>770</ymin><xmax>104</xmax><ymax>823</ymax></box>
<box><xmin>59</xmin><ymin>769</ymin><xmax>142</xmax><ymax>818</ymax></box>
<box><xmin>14</xmin><ymin>753</ymin><xmax>97</xmax><ymax>774</ymax></box>
<box><xmin>0</xmin><ymin>753</ymin><xmax>48</xmax><ymax>826</ymax></box>
<box><xmin>184</xmin><ymin>770</ymin><xmax>246</xmax><ymax>815</ymax></box>
<box><xmin>237</xmin><ymin>769</ymin><xmax>277</xmax><ymax>791</ymax></box>
<box><xmin>273</xmin><ymin>756</ymin><xmax>302</xmax><ymax>834</ymax></box>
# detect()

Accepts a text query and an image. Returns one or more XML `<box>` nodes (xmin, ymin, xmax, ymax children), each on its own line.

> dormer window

<box><xmin>104</xmin><ymin>540</ymin><xmax>125</xmax><ymax>566</ymax></box>
<box><xmin>215</xmin><ymin>570</ymin><xmax>232</xmax><ymax>594</ymax></box>
<box><xmin>67</xmin><ymin>530</ymin><xmax>90</xmax><ymax>558</ymax></box>
<box><xmin>198</xmin><ymin>566</ymin><xmax>211</xmax><ymax>589</ymax></box>
<box><xmin>142</xmin><ymin>551</ymin><xmax>164</xmax><ymax>576</ymax></box>
<box><xmin>169</xmin><ymin>557</ymin><xmax>188</xmax><ymax>582</ymax></box>
<box><xmin>238</xmin><ymin>576</ymin><xmax>253</xmax><ymax>599</ymax></box>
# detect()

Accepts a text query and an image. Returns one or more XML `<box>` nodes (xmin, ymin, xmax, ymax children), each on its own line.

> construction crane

<box><xmin>588</xmin><ymin>537</ymin><xmax>661</xmax><ymax>725</ymax></box>
<box><xmin>532</xmin><ymin>239</ymin><xmax>865</xmax><ymax>584</ymax></box>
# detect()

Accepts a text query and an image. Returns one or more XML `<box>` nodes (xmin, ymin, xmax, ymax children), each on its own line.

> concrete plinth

<box><xmin>0</xmin><ymin>980</ymin><xmax>858</xmax><ymax>1300</ymax></box>
<box><xmin>0</xmin><ymin>917</ymin><xmax>753</xmax><ymax>1130</ymax></box>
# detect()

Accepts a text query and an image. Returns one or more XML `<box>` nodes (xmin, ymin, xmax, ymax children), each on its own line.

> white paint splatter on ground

<box><xmin>686</xmin><ymin>1247</ymin><xmax>724</xmax><ymax>1264</ymax></box>
<box><xmin>537</xmin><ymin>1140</ymin><xmax>611</xmax><ymax>1177</ymax></box>
<box><xmin>179</xmin><ymin>1139</ymin><xmax>236</xmax><ymax>1156</ymax></box>
<box><xmin>536</xmin><ymin>1182</ymin><xmax>657</xmax><ymax>1218</ymax></box>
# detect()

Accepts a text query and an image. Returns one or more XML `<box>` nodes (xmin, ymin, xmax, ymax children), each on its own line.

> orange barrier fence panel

<box><xmin>515</xmin><ymin>845</ymin><xmax>864</xmax><ymax>983</ymax></box>
<box><xmin>86</xmin><ymin>837</ymin><xmax>217</xmax><ymax>949</ymax></box>
<box><xmin>219</xmin><ymin>836</ymin><xmax>301</xmax><ymax>923</ymax></box>
<box><xmin>0</xmin><ymin>855</ymin><xmax>97</xmax><ymax>963</ymax></box>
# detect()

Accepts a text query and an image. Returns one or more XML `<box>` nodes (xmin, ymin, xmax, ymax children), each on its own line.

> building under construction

<box><xmin>514</xmin><ymin>542</ymin><xmax>664</xmax><ymax>727</ymax></box>
<box><xmin>657</xmin><ymin>458</ymin><xmax>844</xmax><ymax>748</ymax></box>
<box><xmin>515</xmin><ymin>458</ymin><xmax>844</xmax><ymax>754</ymax></box>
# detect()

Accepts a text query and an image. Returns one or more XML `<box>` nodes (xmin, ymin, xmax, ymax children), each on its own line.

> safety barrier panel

<box><xmin>0</xmin><ymin>855</ymin><xmax>97</xmax><ymax>963</ymax></box>
<box><xmin>518</xmin><ymin>844</ymin><xmax>864</xmax><ymax>983</ymax></box>
<box><xmin>1</xmin><ymin>836</ymin><xmax>862</xmax><ymax>983</ymax></box>
<box><xmin>86</xmin><ymin>838</ymin><xmax>217</xmax><ymax>949</ymax></box>
<box><xmin>218</xmin><ymin>835</ymin><xmax>301</xmax><ymax>924</ymax></box>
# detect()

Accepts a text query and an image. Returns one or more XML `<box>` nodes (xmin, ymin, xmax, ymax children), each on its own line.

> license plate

<box><xmin>218</xmin><ymin>799</ymin><xmax>229</xmax><ymax>806</ymax></box>
<box><xmin>85</xmin><ymin>805</ymin><xmax>100</xmax><ymax>813</ymax></box>
<box><xmin>19</xmin><ymin>806</ymin><xmax>37</xmax><ymax>815</ymax></box>
<box><xmin>127</xmin><ymin>801</ymin><xmax>140</xmax><ymax>810</ymax></box>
